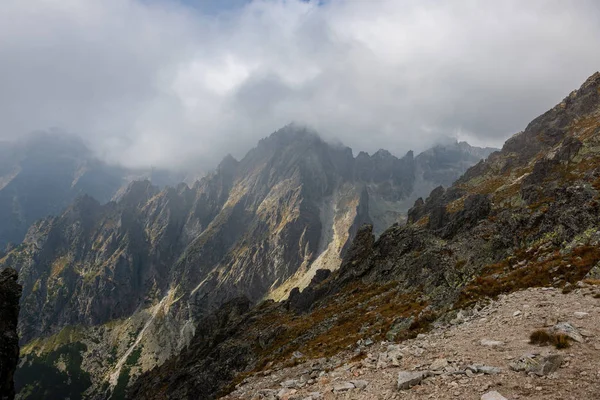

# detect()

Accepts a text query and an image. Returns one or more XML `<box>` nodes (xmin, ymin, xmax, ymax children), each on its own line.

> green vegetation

<box><xmin>110</xmin><ymin>346</ymin><xmax>143</xmax><ymax>400</ymax></box>
<box><xmin>15</xmin><ymin>342</ymin><xmax>91</xmax><ymax>400</ymax></box>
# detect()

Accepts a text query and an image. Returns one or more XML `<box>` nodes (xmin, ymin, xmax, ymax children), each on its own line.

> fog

<box><xmin>1</xmin><ymin>0</ymin><xmax>599</xmax><ymax>169</ymax></box>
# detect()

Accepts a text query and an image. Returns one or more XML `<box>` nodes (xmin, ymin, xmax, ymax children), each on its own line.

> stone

<box><xmin>480</xmin><ymin>339</ymin><xmax>504</xmax><ymax>347</ymax></box>
<box><xmin>305</xmin><ymin>393</ymin><xmax>322</xmax><ymax>400</ymax></box>
<box><xmin>277</xmin><ymin>388</ymin><xmax>297</xmax><ymax>399</ymax></box>
<box><xmin>513</xmin><ymin>310</ymin><xmax>522</xmax><ymax>316</ymax></box>
<box><xmin>386</xmin><ymin>317</ymin><xmax>414</xmax><ymax>341</ymax></box>
<box><xmin>481</xmin><ymin>391</ymin><xmax>508</xmax><ymax>400</ymax></box>
<box><xmin>574</xmin><ymin>312</ymin><xmax>589</xmax><ymax>319</ymax></box>
<box><xmin>551</xmin><ymin>322</ymin><xmax>584</xmax><ymax>342</ymax></box>
<box><xmin>397</xmin><ymin>371</ymin><xmax>429</xmax><ymax>390</ymax></box>
<box><xmin>430</xmin><ymin>358</ymin><xmax>449</xmax><ymax>371</ymax></box>
<box><xmin>537</xmin><ymin>355</ymin><xmax>564</xmax><ymax>375</ymax></box>
<box><xmin>350</xmin><ymin>380</ymin><xmax>368</xmax><ymax>389</ymax></box>
<box><xmin>280</xmin><ymin>379</ymin><xmax>299</xmax><ymax>388</ymax></box>
<box><xmin>510</xmin><ymin>354</ymin><xmax>563</xmax><ymax>376</ymax></box>
<box><xmin>469</xmin><ymin>365</ymin><xmax>501</xmax><ymax>375</ymax></box>
<box><xmin>333</xmin><ymin>382</ymin><xmax>355</xmax><ymax>392</ymax></box>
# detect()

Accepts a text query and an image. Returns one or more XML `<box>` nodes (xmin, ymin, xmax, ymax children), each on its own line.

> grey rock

<box><xmin>573</xmin><ymin>312</ymin><xmax>589</xmax><ymax>319</ymax></box>
<box><xmin>430</xmin><ymin>358</ymin><xmax>449</xmax><ymax>371</ymax></box>
<box><xmin>333</xmin><ymin>382</ymin><xmax>355</xmax><ymax>392</ymax></box>
<box><xmin>480</xmin><ymin>339</ymin><xmax>504</xmax><ymax>347</ymax></box>
<box><xmin>468</xmin><ymin>365</ymin><xmax>501</xmax><ymax>375</ymax></box>
<box><xmin>280</xmin><ymin>379</ymin><xmax>299</xmax><ymax>388</ymax></box>
<box><xmin>481</xmin><ymin>391</ymin><xmax>508</xmax><ymax>400</ymax></box>
<box><xmin>551</xmin><ymin>322</ymin><xmax>584</xmax><ymax>342</ymax></box>
<box><xmin>350</xmin><ymin>380</ymin><xmax>368</xmax><ymax>389</ymax></box>
<box><xmin>510</xmin><ymin>354</ymin><xmax>563</xmax><ymax>376</ymax></box>
<box><xmin>397</xmin><ymin>371</ymin><xmax>430</xmax><ymax>390</ymax></box>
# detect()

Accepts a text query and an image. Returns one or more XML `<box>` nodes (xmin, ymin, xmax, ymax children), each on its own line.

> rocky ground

<box><xmin>221</xmin><ymin>282</ymin><xmax>600</xmax><ymax>400</ymax></box>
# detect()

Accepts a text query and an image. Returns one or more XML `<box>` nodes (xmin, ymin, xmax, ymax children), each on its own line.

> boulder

<box><xmin>510</xmin><ymin>354</ymin><xmax>563</xmax><ymax>376</ymax></box>
<box><xmin>551</xmin><ymin>322</ymin><xmax>584</xmax><ymax>342</ymax></box>
<box><xmin>481</xmin><ymin>391</ymin><xmax>508</xmax><ymax>400</ymax></box>
<box><xmin>397</xmin><ymin>371</ymin><xmax>430</xmax><ymax>390</ymax></box>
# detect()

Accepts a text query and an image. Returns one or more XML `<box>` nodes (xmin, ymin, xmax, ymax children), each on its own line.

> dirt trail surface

<box><xmin>221</xmin><ymin>283</ymin><xmax>600</xmax><ymax>400</ymax></box>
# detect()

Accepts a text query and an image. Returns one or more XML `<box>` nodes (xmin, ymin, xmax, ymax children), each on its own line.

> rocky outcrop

<box><xmin>0</xmin><ymin>268</ymin><xmax>21</xmax><ymax>400</ymax></box>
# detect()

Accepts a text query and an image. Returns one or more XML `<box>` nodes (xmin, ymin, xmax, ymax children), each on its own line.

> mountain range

<box><xmin>0</xmin><ymin>126</ymin><xmax>494</xmax><ymax>399</ymax></box>
<box><xmin>2</xmin><ymin>70</ymin><xmax>599</xmax><ymax>398</ymax></box>
<box><xmin>128</xmin><ymin>72</ymin><xmax>600</xmax><ymax>399</ymax></box>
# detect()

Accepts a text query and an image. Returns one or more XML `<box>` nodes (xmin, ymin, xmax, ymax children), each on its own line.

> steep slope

<box><xmin>0</xmin><ymin>268</ymin><xmax>21</xmax><ymax>400</ymax></box>
<box><xmin>222</xmin><ymin>284</ymin><xmax>600</xmax><ymax>400</ymax></box>
<box><xmin>130</xmin><ymin>72</ymin><xmax>600</xmax><ymax>400</ymax></box>
<box><xmin>2</xmin><ymin>126</ymin><xmax>491</xmax><ymax>399</ymax></box>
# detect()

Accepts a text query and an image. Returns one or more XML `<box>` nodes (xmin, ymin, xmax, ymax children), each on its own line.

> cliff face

<box><xmin>131</xmin><ymin>72</ymin><xmax>600</xmax><ymax>399</ymax></box>
<box><xmin>2</xmin><ymin>125</ymin><xmax>491</xmax><ymax>399</ymax></box>
<box><xmin>0</xmin><ymin>268</ymin><xmax>21</xmax><ymax>400</ymax></box>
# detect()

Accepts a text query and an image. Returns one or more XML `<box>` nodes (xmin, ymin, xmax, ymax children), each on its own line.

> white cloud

<box><xmin>0</xmin><ymin>0</ymin><xmax>599</xmax><ymax>169</ymax></box>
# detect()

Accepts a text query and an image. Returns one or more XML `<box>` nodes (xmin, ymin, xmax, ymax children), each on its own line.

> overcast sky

<box><xmin>1</xmin><ymin>0</ymin><xmax>599</xmax><ymax>169</ymax></box>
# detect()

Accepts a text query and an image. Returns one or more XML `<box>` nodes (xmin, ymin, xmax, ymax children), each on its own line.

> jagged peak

<box><xmin>373</xmin><ymin>149</ymin><xmax>393</xmax><ymax>158</ymax></box>
<box><xmin>259</xmin><ymin>123</ymin><xmax>322</xmax><ymax>147</ymax></box>
<box><xmin>580</xmin><ymin>71</ymin><xmax>600</xmax><ymax>90</ymax></box>
<box><xmin>119</xmin><ymin>179</ymin><xmax>159</xmax><ymax>206</ymax></box>
<box><xmin>217</xmin><ymin>153</ymin><xmax>239</xmax><ymax>174</ymax></box>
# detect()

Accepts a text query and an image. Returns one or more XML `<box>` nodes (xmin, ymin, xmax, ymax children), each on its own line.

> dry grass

<box><xmin>446</xmin><ymin>197</ymin><xmax>466</xmax><ymax>214</ymax></box>
<box><xmin>553</xmin><ymin>333</ymin><xmax>571</xmax><ymax>349</ymax></box>
<box><xmin>529</xmin><ymin>329</ymin><xmax>571</xmax><ymax>349</ymax></box>
<box><xmin>248</xmin><ymin>282</ymin><xmax>429</xmax><ymax>371</ymax></box>
<box><xmin>456</xmin><ymin>245</ymin><xmax>600</xmax><ymax>308</ymax></box>
<box><xmin>529</xmin><ymin>329</ymin><xmax>552</xmax><ymax>345</ymax></box>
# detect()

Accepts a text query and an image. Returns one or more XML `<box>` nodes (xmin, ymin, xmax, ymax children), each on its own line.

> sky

<box><xmin>1</xmin><ymin>0</ymin><xmax>599</xmax><ymax>170</ymax></box>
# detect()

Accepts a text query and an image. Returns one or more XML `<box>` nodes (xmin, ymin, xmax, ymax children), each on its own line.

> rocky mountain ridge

<box><xmin>1</xmin><ymin>127</ymin><xmax>492</xmax><ymax>399</ymax></box>
<box><xmin>129</xmin><ymin>72</ymin><xmax>600</xmax><ymax>399</ymax></box>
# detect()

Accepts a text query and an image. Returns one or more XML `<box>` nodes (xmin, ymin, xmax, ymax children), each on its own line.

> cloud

<box><xmin>1</xmin><ymin>0</ymin><xmax>599</xmax><ymax>169</ymax></box>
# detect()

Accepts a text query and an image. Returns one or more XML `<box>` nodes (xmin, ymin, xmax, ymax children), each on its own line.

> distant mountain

<box><xmin>0</xmin><ymin>132</ymin><xmax>185</xmax><ymax>250</ymax></box>
<box><xmin>2</xmin><ymin>126</ymin><xmax>493</xmax><ymax>398</ymax></box>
